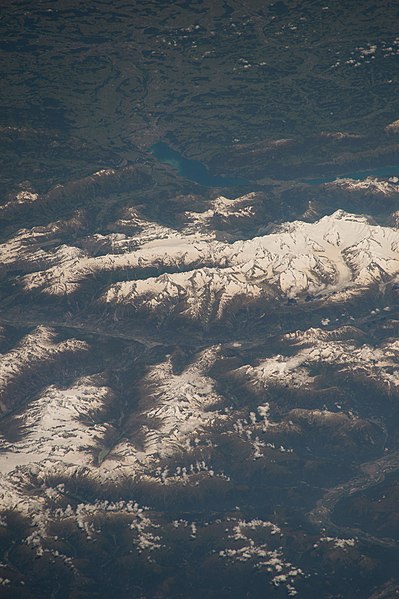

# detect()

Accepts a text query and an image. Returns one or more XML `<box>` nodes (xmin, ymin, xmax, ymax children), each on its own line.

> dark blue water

<box><xmin>150</xmin><ymin>141</ymin><xmax>398</xmax><ymax>187</ymax></box>
<box><xmin>149</xmin><ymin>142</ymin><xmax>248</xmax><ymax>187</ymax></box>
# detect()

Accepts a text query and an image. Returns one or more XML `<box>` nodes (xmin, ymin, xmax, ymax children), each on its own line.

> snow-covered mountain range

<box><xmin>0</xmin><ymin>178</ymin><xmax>398</xmax><ymax>598</ymax></box>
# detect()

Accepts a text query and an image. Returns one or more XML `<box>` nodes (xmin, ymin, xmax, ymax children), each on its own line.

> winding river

<box><xmin>308</xmin><ymin>448</ymin><xmax>399</xmax><ymax>548</ymax></box>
